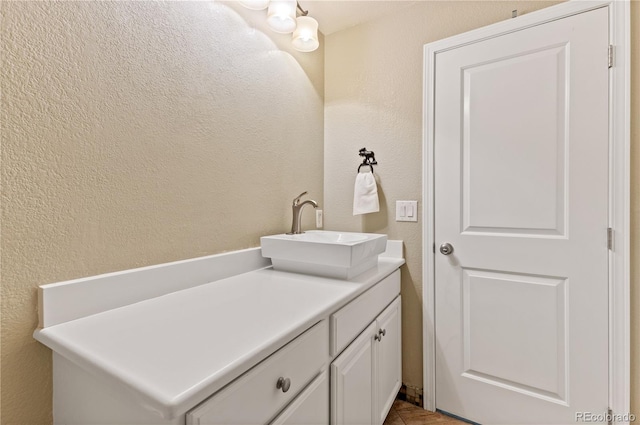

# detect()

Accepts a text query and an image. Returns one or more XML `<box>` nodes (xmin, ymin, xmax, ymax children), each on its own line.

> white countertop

<box><xmin>34</xmin><ymin>257</ymin><xmax>404</xmax><ymax>419</ymax></box>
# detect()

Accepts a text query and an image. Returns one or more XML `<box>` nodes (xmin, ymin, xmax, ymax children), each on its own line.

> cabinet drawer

<box><xmin>186</xmin><ymin>320</ymin><xmax>329</xmax><ymax>425</ymax></box>
<box><xmin>330</xmin><ymin>270</ymin><xmax>400</xmax><ymax>356</ymax></box>
<box><xmin>270</xmin><ymin>371</ymin><xmax>329</xmax><ymax>425</ymax></box>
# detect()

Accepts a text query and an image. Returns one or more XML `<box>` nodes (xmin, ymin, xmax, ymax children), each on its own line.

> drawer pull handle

<box><xmin>374</xmin><ymin>334</ymin><xmax>381</xmax><ymax>342</ymax></box>
<box><xmin>379</xmin><ymin>328</ymin><xmax>386</xmax><ymax>337</ymax></box>
<box><xmin>276</xmin><ymin>377</ymin><xmax>291</xmax><ymax>393</ymax></box>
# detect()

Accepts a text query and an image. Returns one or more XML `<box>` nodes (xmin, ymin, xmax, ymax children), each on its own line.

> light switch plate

<box><xmin>396</xmin><ymin>201</ymin><xmax>418</xmax><ymax>222</ymax></box>
<box><xmin>316</xmin><ymin>209</ymin><xmax>323</xmax><ymax>228</ymax></box>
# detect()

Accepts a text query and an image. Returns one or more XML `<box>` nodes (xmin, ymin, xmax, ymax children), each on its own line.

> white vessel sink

<box><xmin>260</xmin><ymin>231</ymin><xmax>388</xmax><ymax>279</ymax></box>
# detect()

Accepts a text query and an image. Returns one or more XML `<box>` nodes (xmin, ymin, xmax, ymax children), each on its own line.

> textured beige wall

<box><xmin>325</xmin><ymin>1</ymin><xmax>640</xmax><ymax>408</ymax></box>
<box><xmin>0</xmin><ymin>2</ymin><xmax>324</xmax><ymax>424</ymax></box>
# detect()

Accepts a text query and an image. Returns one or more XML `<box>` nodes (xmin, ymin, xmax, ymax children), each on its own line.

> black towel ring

<box><xmin>357</xmin><ymin>163</ymin><xmax>375</xmax><ymax>173</ymax></box>
<box><xmin>357</xmin><ymin>147</ymin><xmax>377</xmax><ymax>173</ymax></box>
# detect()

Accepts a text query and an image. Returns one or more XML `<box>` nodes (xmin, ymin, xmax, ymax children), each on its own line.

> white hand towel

<box><xmin>353</xmin><ymin>172</ymin><xmax>380</xmax><ymax>215</ymax></box>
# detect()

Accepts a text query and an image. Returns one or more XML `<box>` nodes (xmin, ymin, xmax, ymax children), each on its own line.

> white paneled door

<box><xmin>434</xmin><ymin>7</ymin><xmax>609</xmax><ymax>424</ymax></box>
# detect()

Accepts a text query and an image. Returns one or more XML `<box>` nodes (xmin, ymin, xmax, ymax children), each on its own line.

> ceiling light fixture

<box><xmin>292</xmin><ymin>15</ymin><xmax>319</xmax><ymax>52</ymax></box>
<box><xmin>239</xmin><ymin>1</ymin><xmax>319</xmax><ymax>53</ymax></box>
<box><xmin>267</xmin><ymin>0</ymin><xmax>297</xmax><ymax>33</ymax></box>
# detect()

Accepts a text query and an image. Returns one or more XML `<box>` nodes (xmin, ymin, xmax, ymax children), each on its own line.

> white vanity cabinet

<box><xmin>188</xmin><ymin>270</ymin><xmax>402</xmax><ymax>425</ymax></box>
<box><xmin>36</xmin><ymin>245</ymin><xmax>404</xmax><ymax>425</ymax></box>
<box><xmin>186</xmin><ymin>320</ymin><xmax>329</xmax><ymax>425</ymax></box>
<box><xmin>330</xmin><ymin>296</ymin><xmax>402</xmax><ymax>425</ymax></box>
<box><xmin>374</xmin><ymin>297</ymin><xmax>402</xmax><ymax>425</ymax></box>
<box><xmin>329</xmin><ymin>269</ymin><xmax>402</xmax><ymax>425</ymax></box>
<box><xmin>331</xmin><ymin>321</ymin><xmax>377</xmax><ymax>425</ymax></box>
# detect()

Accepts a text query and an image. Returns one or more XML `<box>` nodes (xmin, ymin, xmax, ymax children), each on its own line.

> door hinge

<box><xmin>607</xmin><ymin>227</ymin><xmax>614</xmax><ymax>251</ymax></box>
<box><xmin>608</xmin><ymin>45</ymin><xmax>614</xmax><ymax>68</ymax></box>
<box><xmin>607</xmin><ymin>407</ymin><xmax>613</xmax><ymax>425</ymax></box>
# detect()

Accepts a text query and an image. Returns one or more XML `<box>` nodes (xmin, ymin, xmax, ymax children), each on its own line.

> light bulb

<box><xmin>292</xmin><ymin>16</ymin><xmax>319</xmax><ymax>52</ymax></box>
<box><xmin>267</xmin><ymin>0</ymin><xmax>297</xmax><ymax>34</ymax></box>
<box><xmin>238</xmin><ymin>0</ymin><xmax>270</xmax><ymax>10</ymax></box>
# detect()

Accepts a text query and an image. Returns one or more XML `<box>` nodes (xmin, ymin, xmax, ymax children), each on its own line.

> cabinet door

<box><xmin>270</xmin><ymin>372</ymin><xmax>329</xmax><ymax>425</ymax></box>
<box><xmin>375</xmin><ymin>296</ymin><xmax>402</xmax><ymax>425</ymax></box>
<box><xmin>331</xmin><ymin>322</ymin><xmax>377</xmax><ymax>425</ymax></box>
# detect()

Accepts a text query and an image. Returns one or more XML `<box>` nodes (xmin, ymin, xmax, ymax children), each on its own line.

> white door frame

<box><xmin>422</xmin><ymin>0</ymin><xmax>631</xmax><ymax>419</ymax></box>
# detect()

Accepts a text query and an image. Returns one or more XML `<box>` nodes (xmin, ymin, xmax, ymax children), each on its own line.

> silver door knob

<box><xmin>276</xmin><ymin>377</ymin><xmax>291</xmax><ymax>393</ymax></box>
<box><xmin>439</xmin><ymin>243</ymin><xmax>454</xmax><ymax>255</ymax></box>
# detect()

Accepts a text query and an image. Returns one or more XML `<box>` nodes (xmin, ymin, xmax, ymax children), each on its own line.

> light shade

<box><xmin>291</xmin><ymin>16</ymin><xmax>319</xmax><ymax>52</ymax></box>
<box><xmin>267</xmin><ymin>0</ymin><xmax>297</xmax><ymax>34</ymax></box>
<box><xmin>239</xmin><ymin>0</ymin><xmax>270</xmax><ymax>10</ymax></box>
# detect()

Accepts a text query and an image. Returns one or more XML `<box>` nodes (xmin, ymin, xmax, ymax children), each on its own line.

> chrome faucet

<box><xmin>288</xmin><ymin>191</ymin><xmax>318</xmax><ymax>235</ymax></box>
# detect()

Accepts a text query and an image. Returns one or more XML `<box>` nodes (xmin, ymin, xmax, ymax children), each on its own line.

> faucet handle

<box><xmin>292</xmin><ymin>191</ymin><xmax>308</xmax><ymax>205</ymax></box>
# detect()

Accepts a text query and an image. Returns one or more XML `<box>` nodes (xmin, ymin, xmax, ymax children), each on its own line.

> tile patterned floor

<box><xmin>383</xmin><ymin>400</ymin><xmax>467</xmax><ymax>425</ymax></box>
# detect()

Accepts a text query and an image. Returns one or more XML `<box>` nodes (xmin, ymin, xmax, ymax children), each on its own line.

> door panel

<box><xmin>462</xmin><ymin>44</ymin><xmax>568</xmax><ymax>236</ymax></box>
<box><xmin>376</xmin><ymin>297</ymin><xmax>402</xmax><ymax>425</ymax></box>
<box><xmin>461</xmin><ymin>269</ymin><xmax>567</xmax><ymax>403</ymax></box>
<box><xmin>331</xmin><ymin>322</ymin><xmax>376</xmax><ymax>425</ymax></box>
<box><xmin>434</xmin><ymin>7</ymin><xmax>609</xmax><ymax>424</ymax></box>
